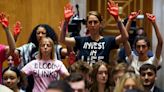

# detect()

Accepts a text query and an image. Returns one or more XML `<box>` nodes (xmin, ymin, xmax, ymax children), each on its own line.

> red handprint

<box><xmin>128</xmin><ymin>10</ymin><xmax>141</xmax><ymax>20</ymax></box>
<box><xmin>146</xmin><ymin>13</ymin><xmax>156</xmax><ymax>22</ymax></box>
<box><xmin>13</xmin><ymin>21</ymin><xmax>22</xmax><ymax>37</ymax></box>
<box><xmin>0</xmin><ymin>12</ymin><xmax>9</xmax><ymax>28</ymax></box>
<box><xmin>64</xmin><ymin>3</ymin><xmax>74</xmax><ymax>22</ymax></box>
<box><xmin>107</xmin><ymin>0</ymin><xmax>119</xmax><ymax>20</ymax></box>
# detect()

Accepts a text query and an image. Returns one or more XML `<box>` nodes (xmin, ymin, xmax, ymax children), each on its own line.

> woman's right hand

<box><xmin>128</xmin><ymin>10</ymin><xmax>141</xmax><ymax>20</ymax></box>
<box><xmin>64</xmin><ymin>3</ymin><xmax>74</xmax><ymax>23</ymax></box>
<box><xmin>0</xmin><ymin>12</ymin><xmax>9</xmax><ymax>28</ymax></box>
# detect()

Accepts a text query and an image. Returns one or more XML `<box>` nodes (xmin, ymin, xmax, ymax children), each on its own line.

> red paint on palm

<box><xmin>64</xmin><ymin>3</ymin><xmax>74</xmax><ymax>22</ymax></box>
<box><xmin>0</xmin><ymin>12</ymin><xmax>9</xmax><ymax>28</ymax></box>
<box><xmin>107</xmin><ymin>0</ymin><xmax>118</xmax><ymax>20</ymax></box>
<box><xmin>146</xmin><ymin>13</ymin><xmax>156</xmax><ymax>22</ymax></box>
<box><xmin>128</xmin><ymin>10</ymin><xmax>141</xmax><ymax>20</ymax></box>
<box><xmin>13</xmin><ymin>21</ymin><xmax>21</xmax><ymax>36</ymax></box>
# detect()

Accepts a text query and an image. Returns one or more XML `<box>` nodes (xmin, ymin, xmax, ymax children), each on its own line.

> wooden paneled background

<box><xmin>0</xmin><ymin>0</ymin><xmax>68</xmax><ymax>46</ymax></box>
<box><xmin>0</xmin><ymin>0</ymin><xmax>69</xmax><ymax>67</ymax></box>
<box><xmin>87</xmin><ymin>0</ymin><xmax>152</xmax><ymax>40</ymax></box>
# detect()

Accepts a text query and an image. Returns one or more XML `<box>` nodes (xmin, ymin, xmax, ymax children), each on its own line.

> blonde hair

<box><xmin>38</xmin><ymin>37</ymin><xmax>55</xmax><ymax>59</ymax></box>
<box><xmin>114</xmin><ymin>72</ymin><xmax>144</xmax><ymax>92</ymax></box>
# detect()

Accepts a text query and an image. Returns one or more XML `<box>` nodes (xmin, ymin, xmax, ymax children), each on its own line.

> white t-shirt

<box><xmin>126</xmin><ymin>52</ymin><xmax>162</xmax><ymax>75</ymax></box>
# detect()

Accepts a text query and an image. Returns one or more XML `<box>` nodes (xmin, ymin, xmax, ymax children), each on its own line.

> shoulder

<box><xmin>0</xmin><ymin>84</ymin><xmax>13</xmax><ymax>92</ymax></box>
<box><xmin>154</xmin><ymin>86</ymin><xmax>164</xmax><ymax>92</ymax></box>
<box><xmin>17</xmin><ymin>42</ymin><xmax>36</xmax><ymax>50</ymax></box>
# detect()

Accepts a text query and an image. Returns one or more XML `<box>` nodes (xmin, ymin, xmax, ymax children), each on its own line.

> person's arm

<box><xmin>126</xmin><ymin>11</ymin><xmax>141</xmax><ymax>32</ymax></box>
<box><xmin>146</xmin><ymin>13</ymin><xmax>163</xmax><ymax>65</ymax></box>
<box><xmin>0</xmin><ymin>12</ymin><xmax>15</xmax><ymax>54</ymax></box>
<box><xmin>123</xmin><ymin>11</ymin><xmax>141</xmax><ymax>63</ymax></box>
<box><xmin>60</xmin><ymin>3</ymin><xmax>76</xmax><ymax>47</ymax></box>
<box><xmin>123</xmin><ymin>41</ymin><xmax>133</xmax><ymax>63</ymax></box>
<box><xmin>60</xmin><ymin>61</ymin><xmax>70</xmax><ymax>78</ymax></box>
<box><xmin>107</xmin><ymin>0</ymin><xmax>129</xmax><ymax>44</ymax></box>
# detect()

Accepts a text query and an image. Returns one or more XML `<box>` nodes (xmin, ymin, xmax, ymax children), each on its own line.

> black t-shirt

<box><xmin>75</xmin><ymin>36</ymin><xmax>117</xmax><ymax>65</ymax></box>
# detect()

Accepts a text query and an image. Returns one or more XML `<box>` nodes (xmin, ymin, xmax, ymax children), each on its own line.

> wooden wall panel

<box><xmin>0</xmin><ymin>0</ymin><xmax>69</xmax><ymax>67</ymax></box>
<box><xmin>0</xmin><ymin>0</ymin><xmax>68</xmax><ymax>47</ymax></box>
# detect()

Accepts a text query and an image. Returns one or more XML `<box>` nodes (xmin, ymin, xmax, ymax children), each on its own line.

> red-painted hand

<box><xmin>0</xmin><ymin>12</ymin><xmax>9</xmax><ymax>28</ymax></box>
<box><xmin>128</xmin><ymin>10</ymin><xmax>141</xmax><ymax>20</ymax></box>
<box><xmin>64</xmin><ymin>3</ymin><xmax>74</xmax><ymax>22</ymax></box>
<box><xmin>13</xmin><ymin>21</ymin><xmax>22</xmax><ymax>37</ymax></box>
<box><xmin>146</xmin><ymin>13</ymin><xmax>156</xmax><ymax>23</ymax></box>
<box><xmin>107</xmin><ymin>0</ymin><xmax>118</xmax><ymax>20</ymax></box>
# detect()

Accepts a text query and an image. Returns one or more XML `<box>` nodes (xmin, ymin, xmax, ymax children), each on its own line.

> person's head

<box><xmin>136</xmin><ymin>27</ymin><xmax>146</xmax><ymax>37</ymax></box>
<box><xmin>65</xmin><ymin>73</ymin><xmax>86</xmax><ymax>92</ymax></box>
<box><xmin>86</xmin><ymin>11</ymin><xmax>103</xmax><ymax>35</ymax></box>
<box><xmin>139</xmin><ymin>64</ymin><xmax>157</xmax><ymax>88</ymax></box>
<box><xmin>46</xmin><ymin>80</ymin><xmax>73</xmax><ymax>92</ymax></box>
<box><xmin>134</xmin><ymin>36</ymin><xmax>150</xmax><ymax>56</ymax></box>
<box><xmin>114</xmin><ymin>72</ymin><xmax>144</xmax><ymax>92</ymax></box>
<box><xmin>2</xmin><ymin>67</ymin><xmax>24</xmax><ymax>90</ymax></box>
<box><xmin>112</xmin><ymin>63</ymin><xmax>128</xmax><ymax>85</ymax></box>
<box><xmin>69</xmin><ymin>61</ymin><xmax>93</xmax><ymax>89</ymax></box>
<box><xmin>90</xmin><ymin>61</ymin><xmax>111</xmax><ymax>91</ymax></box>
<box><xmin>38</xmin><ymin>37</ymin><xmax>55</xmax><ymax>59</ymax></box>
<box><xmin>28</xmin><ymin>24</ymin><xmax>58</xmax><ymax>47</ymax></box>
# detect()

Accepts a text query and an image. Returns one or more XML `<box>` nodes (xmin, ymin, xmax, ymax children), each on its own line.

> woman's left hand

<box><xmin>146</xmin><ymin>13</ymin><xmax>156</xmax><ymax>23</ymax></box>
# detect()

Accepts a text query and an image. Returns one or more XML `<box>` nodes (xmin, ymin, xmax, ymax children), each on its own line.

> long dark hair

<box><xmin>28</xmin><ymin>24</ymin><xmax>58</xmax><ymax>47</ymax></box>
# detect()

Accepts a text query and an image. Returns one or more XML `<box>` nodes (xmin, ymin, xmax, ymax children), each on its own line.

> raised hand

<box><xmin>0</xmin><ymin>12</ymin><xmax>9</xmax><ymax>28</ymax></box>
<box><xmin>146</xmin><ymin>13</ymin><xmax>156</xmax><ymax>22</ymax></box>
<box><xmin>107</xmin><ymin>0</ymin><xmax>119</xmax><ymax>20</ymax></box>
<box><xmin>64</xmin><ymin>3</ymin><xmax>74</xmax><ymax>22</ymax></box>
<box><xmin>13</xmin><ymin>21</ymin><xmax>22</xmax><ymax>37</ymax></box>
<box><xmin>128</xmin><ymin>10</ymin><xmax>141</xmax><ymax>20</ymax></box>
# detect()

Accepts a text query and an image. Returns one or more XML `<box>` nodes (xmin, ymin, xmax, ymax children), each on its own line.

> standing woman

<box><xmin>16</xmin><ymin>24</ymin><xmax>67</xmax><ymax>69</ymax></box>
<box><xmin>3</xmin><ymin>67</ymin><xmax>26</xmax><ymax>92</ymax></box>
<box><xmin>21</xmin><ymin>37</ymin><xmax>69</xmax><ymax>92</ymax></box>
<box><xmin>60</xmin><ymin>0</ymin><xmax>128</xmax><ymax>65</ymax></box>
<box><xmin>15</xmin><ymin>24</ymin><xmax>67</xmax><ymax>92</ymax></box>
<box><xmin>90</xmin><ymin>61</ymin><xmax>112</xmax><ymax>92</ymax></box>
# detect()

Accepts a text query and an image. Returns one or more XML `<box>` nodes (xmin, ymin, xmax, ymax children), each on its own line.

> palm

<box><xmin>146</xmin><ymin>13</ymin><xmax>155</xmax><ymax>22</ymax></box>
<box><xmin>0</xmin><ymin>12</ymin><xmax>9</xmax><ymax>28</ymax></box>
<box><xmin>13</xmin><ymin>21</ymin><xmax>21</xmax><ymax>36</ymax></box>
<box><xmin>107</xmin><ymin>0</ymin><xmax>118</xmax><ymax>19</ymax></box>
<box><xmin>64</xmin><ymin>3</ymin><xmax>74</xmax><ymax>22</ymax></box>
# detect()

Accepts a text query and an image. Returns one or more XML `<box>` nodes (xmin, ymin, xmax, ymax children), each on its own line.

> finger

<box><xmin>138</xmin><ymin>10</ymin><xmax>142</xmax><ymax>14</ymax></box>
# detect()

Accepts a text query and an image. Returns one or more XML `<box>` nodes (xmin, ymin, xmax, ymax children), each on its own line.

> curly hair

<box><xmin>28</xmin><ymin>24</ymin><xmax>58</xmax><ymax>47</ymax></box>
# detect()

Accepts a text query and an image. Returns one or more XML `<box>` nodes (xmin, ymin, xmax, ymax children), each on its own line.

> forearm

<box><xmin>153</xmin><ymin>22</ymin><xmax>163</xmax><ymax>45</ymax></box>
<box><xmin>125</xmin><ymin>19</ymin><xmax>132</xmax><ymax>32</ymax></box>
<box><xmin>4</xmin><ymin>27</ymin><xmax>16</xmax><ymax>53</ymax></box>
<box><xmin>117</xmin><ymin>17</ymin><xmax>129</xmax><ymax>42</ymax></box>
<box><xmin>60</xmin><ymin>21</ymin><xmax>68</xmax><ymax>44</ymax></box>
<box><xmin>153</xmin><ymin>22</ymin><xmax>163</xmax><ymax>59</ymax></box>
